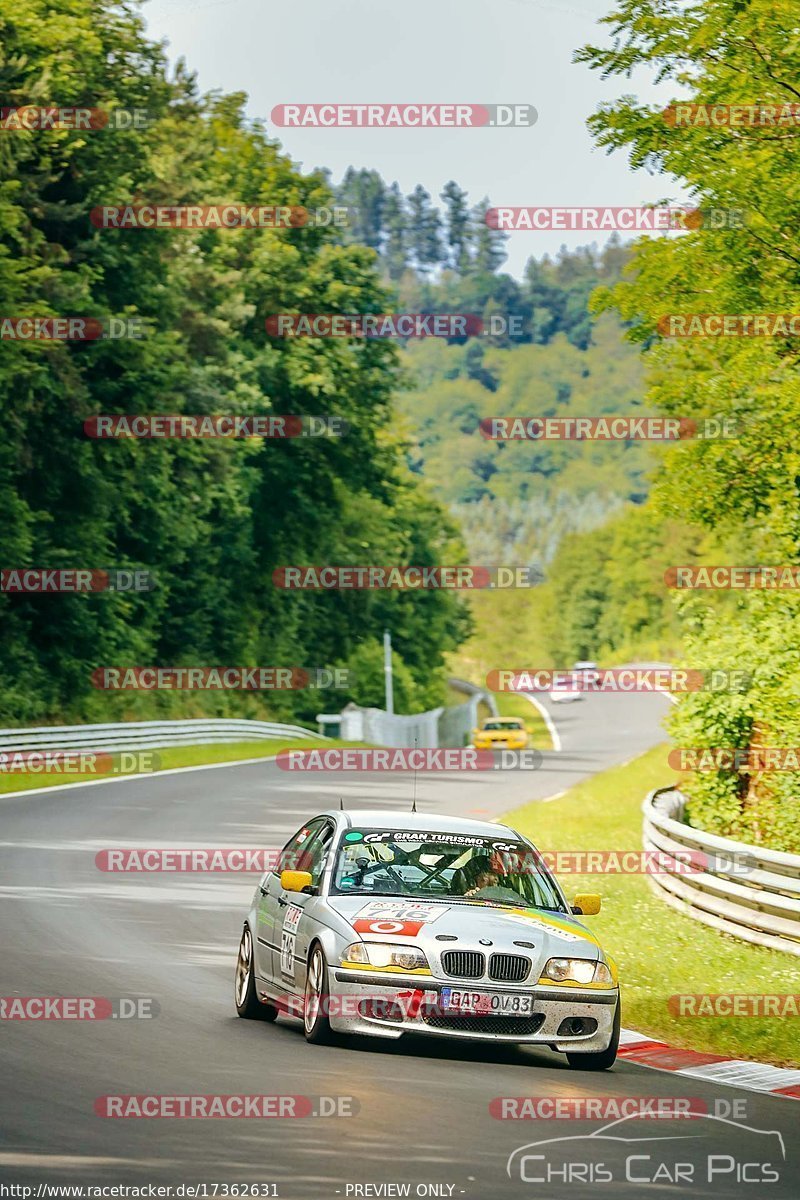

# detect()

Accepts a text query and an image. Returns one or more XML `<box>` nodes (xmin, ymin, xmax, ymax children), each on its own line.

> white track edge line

<box><xmin>519</xmin><ymin>693</ymin><xmax>562</xmax><ymax>753</ymax></box>
<box><xmin>0</xmin><ymin>752</ymin><xmax>283</xmax><ymax>801</ymax></box>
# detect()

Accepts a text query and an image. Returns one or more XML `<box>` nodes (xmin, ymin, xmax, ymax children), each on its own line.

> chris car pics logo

<box><xmin>506</xmin><ymin>1113</ymin><xmax>785</xmax><ymax>1186</ymax></box>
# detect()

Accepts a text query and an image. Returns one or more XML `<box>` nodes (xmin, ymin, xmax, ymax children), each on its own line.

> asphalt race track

<box><xmin>1</xmin><ymin>690</ymin><xmax>798</xmax><ymax>1199</ymax></box>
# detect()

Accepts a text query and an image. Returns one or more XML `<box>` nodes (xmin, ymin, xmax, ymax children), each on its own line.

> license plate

<box><xmin>440</xmin><ymin>988</ymin><xmax>533</xmax><ymax>1015</ymax></box>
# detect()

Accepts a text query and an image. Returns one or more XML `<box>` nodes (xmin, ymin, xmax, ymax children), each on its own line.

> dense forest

<box><xmin>0</xmin><ymin>0</ymin><xmax>470</xmax><ymax>725</ymax></box>
<box><xmin>572</xmin><ymin>0</ymin><xmax>800</xmax><ymax>850</ymax></box>
<box><xmin>365</xmin><ymin>1</ymin><xmax>800</xmax><ymax>853</ymax></box>
<box><xmin>3</xmin><ymin>0</ymin><xmax>798</xmax><ymax>853</ymax></box>
<box><xmin>327</xmin><ymin>172</ymin><xmax>653</xmax><ymax>568</ymax></box>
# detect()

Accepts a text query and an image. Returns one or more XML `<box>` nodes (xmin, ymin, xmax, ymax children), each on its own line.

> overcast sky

<box><xmin>142</xmin><ymin>0</ymin><xmax>688</xmax><ymax>277</ymax></box>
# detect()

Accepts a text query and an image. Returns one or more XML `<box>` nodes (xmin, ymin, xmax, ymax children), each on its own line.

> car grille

<box><xmin>441</xmin><ymin>950</ymin><xmax>485</xmax><ymax>978</ymax></box>
<box><xmin>488</xmin><ymin>953</ymin><xmax>531</xmax><ymax>982</ymax></box>
<box><xmin>422</xmin><ymin>1011</ymin><xmax>545</xmax><ymax>1037</ymax></box>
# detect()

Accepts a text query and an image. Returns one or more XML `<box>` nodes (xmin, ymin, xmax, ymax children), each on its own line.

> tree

<box><xmin>382</xmin><ymin>182</ymin><xmax>408</xmax><ymax>281</ymax></box>
<box><xmin>0</xmin><ymin>0</ymin><xmax>470</xmax><ymax>725</ymax></box>
<box><xmin>337</xmin><ymin>167</ymin><xmax>386</xmax><ymax>250</ymax></box>
<box><xmin>406</xmin><ymin>185</ymin><xmax>444</xmax><ymax>275</ymax></box>
<box><xmin>471</xmin><ymin>196</ymin><xmax>507</xmax><ymax>275</ymax></box>
<box><xmin>577</xmin><ymin>0</ymin><xmax>800</xmax><ymax>849</ymax></box>
<box><xmin>440</xmin><ymin>180</ymin><xmax>472</xmax><ymax>273</ymax></box>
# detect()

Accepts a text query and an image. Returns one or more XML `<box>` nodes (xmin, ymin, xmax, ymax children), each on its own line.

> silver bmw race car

<box><xmin>234</xmin><ymin>810</ymin><xmax>620</xmax><ymax>1069</ymax></box>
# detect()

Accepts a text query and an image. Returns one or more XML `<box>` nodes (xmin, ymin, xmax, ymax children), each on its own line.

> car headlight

<box><xmin>341</xmin><ymin>942</ymin><xmax>429</xmax><ymax>971</ymax></box>
<box><xmin>542</xmin><ymin>957</ymin><xmax>609</xmax><ymax>984</ymax></box>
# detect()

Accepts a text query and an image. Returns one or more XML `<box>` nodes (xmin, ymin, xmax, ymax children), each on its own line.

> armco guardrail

<box><xmin>643</xmin><ymin>786</ymin><xmax>800</xmax><ymax>957</ymax></box>
<box><xmin>0</xmin><ymin>718</ymin><xmax>325</xmax><ymax>754</ymax></box>
<box><xmin>329</xmin><ymin>687</ymin><xmax>497</xmax><ymax>749</ymax></box>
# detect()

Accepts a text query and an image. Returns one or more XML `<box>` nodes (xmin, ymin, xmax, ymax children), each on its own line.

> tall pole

<box><xmin>383</xmin><ymin>629</ymin><xmax>394</xmax><ymax>715</ymax></box>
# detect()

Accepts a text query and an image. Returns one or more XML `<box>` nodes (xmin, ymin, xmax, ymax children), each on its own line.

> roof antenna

<box><xmin>411</xmin><ymin>734</ymin><xmax>418</xmax><ymax>813</ymax></box>
<box><xmin>339</xmin><ymin>796</ymin><xmax>344</xmax><ymax>810</ymax></box>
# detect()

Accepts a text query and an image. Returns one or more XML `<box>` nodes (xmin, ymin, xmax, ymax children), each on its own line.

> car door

<box><xmin>253</xmin><ymin>818</ymin><xmax>326</xmax><ymax>992</ymax></box>
<box><xmin>276</xmin><ymin>820</ymin><xmax>336</xmax><ymax>1001</ymax></box>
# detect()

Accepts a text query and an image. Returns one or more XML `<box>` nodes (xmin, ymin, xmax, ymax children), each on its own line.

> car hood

<box><xmin>476</xmin><ymin>729</ymin><xmax>523</xmax><ymax>739</ymax></box>
<box><xmin>326</xmin><ymin>895</ymin><xmax>601</xmax><ymax>978</ymax></box>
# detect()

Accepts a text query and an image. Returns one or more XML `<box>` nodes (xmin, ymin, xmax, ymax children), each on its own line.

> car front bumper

<box><xmin>330</xmin><ymin>969</ymin><xmax>618</xmax><ymax>1049</ymax></box>
<box><xmin>472</xmin><ymin>741</ymin><xmax>527</xmax><ymax>750</ymax></box>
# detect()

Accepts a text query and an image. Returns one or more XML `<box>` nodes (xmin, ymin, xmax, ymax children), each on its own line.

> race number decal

<box><xmin>280</xmin><ymin>904</ymin><xmax>303</xmax><ymax>979</ymax></box>
<box><xmin>355</xmin><ymin>901</ymin><xmax>448</xmax><ymax>926</ymax></box>
<box><xmin>352</xmin><ymin>918</ymin><xmax>424</xmax><ymax>937</ymax></box>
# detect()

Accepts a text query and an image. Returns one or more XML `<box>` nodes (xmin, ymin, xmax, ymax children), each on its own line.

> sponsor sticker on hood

<box><xmin>352</xmin><ymin>901</ymin><xmax>450</xmax><ymax>937</ymax></box>
<box><xmin>355</xmin><ymin>901</ymin><xmax>449</xmax><ymax>923</ymax></box>
<box><xmin>503</xmin><ymin>910</ymin><xmax>599</xmax><ymax>946</ymax></box>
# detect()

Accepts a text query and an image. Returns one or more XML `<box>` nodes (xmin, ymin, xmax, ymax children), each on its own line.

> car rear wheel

<box><xmin>565</xmin><ymin>998</ymin><xmax>620</xmax><ymax>1071</ymax></box>
<box><xmin>235</xmin><ymin>926</ymin><xmax>278</xmax><ymax>1021</ymax></box>
<box><xmin>303</xmin><ymin>945</ymin><xmax>336</xmax><ymax>1044</ymax></box>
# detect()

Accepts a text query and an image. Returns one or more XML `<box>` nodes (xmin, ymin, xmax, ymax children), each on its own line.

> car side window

<box><xmin>275</xmin><ymin>819</ymin><xmax>325</xmax><ymax>875</ymax></box>
<box><xmin>306</xmin><ymin>822</ymin><xmax>335</xmax><ymax>887</ymax></box>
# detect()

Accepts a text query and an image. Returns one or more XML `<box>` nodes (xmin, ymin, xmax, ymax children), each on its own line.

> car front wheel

<box><xmin>303</xmin><ymin>945</ymin><xmax>336</xmax><ymax>1044</ymax></box>
<box><xmin>235</xmin><ymin>926</ymin><xmax>278</xmax><ymax>1021</ymax></box>
<box><xmin>565</xmin><ymin>998</ymin><xmax>620</xmax><ymax>1071</ymax></box>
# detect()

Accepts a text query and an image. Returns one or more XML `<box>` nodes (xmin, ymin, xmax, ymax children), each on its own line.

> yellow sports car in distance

<box><xmin>472</xmin><ymin>717</ymin><xmax>529</xmax><ymax>750</ymax></box>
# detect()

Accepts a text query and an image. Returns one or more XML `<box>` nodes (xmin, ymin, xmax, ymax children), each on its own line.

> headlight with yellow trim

<box><xmin>542</xmin><ymin>958</ymin><xmax>613</xmax><ymax>984</ymax></box>
<box><xmin>341</xmin><ymin>942</ymin><xmax>429</xmax><ymax>971</ymax></box>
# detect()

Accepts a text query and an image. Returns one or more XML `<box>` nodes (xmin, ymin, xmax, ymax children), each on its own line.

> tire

<box><xmin>565</xmin><ymin>997</ymin><xmax>620</xmax><ymax>1071</ymax></box>
<box><xmin>303</xmin><ymin>944</ymin><xmax>336</xmax><ymax>1045</ymax></box>
<box><xmin>235</xmin><ymin>925</ymin><xmax>278</xmax><ymax>1021</ymax></box>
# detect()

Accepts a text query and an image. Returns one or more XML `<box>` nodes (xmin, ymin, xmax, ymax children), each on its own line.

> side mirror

<box><xmin>280</xmin><ymin>869</ymin><xmax>313</xmax><ymax>893</ymax></box>
<box><xmin>571</xmin><ymin>893</ymin><xmax>601</xmax><ymax>915</ymax></box>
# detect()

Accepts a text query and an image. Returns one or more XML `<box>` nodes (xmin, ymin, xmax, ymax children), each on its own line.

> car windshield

<box><xmin>482</xmin><ymin>720</ymin><xmax>522</xmax><ymax>731</ymax></box>
<box><xmin>331</xmin><ymin>829</ymin><xmax>566</xmax><ymax>912</ymax></box>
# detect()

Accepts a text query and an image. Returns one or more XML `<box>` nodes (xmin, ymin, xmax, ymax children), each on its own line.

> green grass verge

<box><xmin>0</xmin><ymin>737</ymin><xmax>365</xmax><ymax>795</ymax></box>
<box><xmin>504</xmin><ymin>744</ymin><xmax>800</xmax><ymax>1068</ymax></box>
